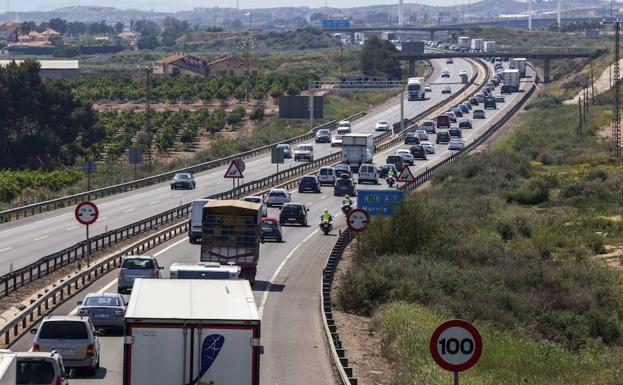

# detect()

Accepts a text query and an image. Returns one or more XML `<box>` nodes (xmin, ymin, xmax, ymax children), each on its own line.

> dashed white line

<box><xmin>173</xmin><ymin>193</ymin><xmax>182</xmax><ymax>197</ymax></box>
<box><xmin>33</xmin><ymin>235</ymin><xmax>49</xmax><ymax>241</ymax></box>
<box><xmin>66</xmin><ymin>226</ymin><xmax>78</xmax><ymax>231</ymax></box>
<box><xmin>99</xmin><ymin>217</ymin><xmax>108</xmax><ymax>221</ymax></box>
<box><xmin>258</xmin><ymin>229</ymin><xmax>319</xmax><ymax>319</ymax></box>
<box><xmin>123</xmin><ymin>208</ymin><xmax>135</xmax><ymax>213</ymax></box>
<box><xmin>149</xmin><ymin>201</ymin><xmax>160</xmax><ymax>205</ymax></box>
<box><xmin>0</xmin><ymin>247</ymin><xmax>12</xmax><ymax>253</ymax></box>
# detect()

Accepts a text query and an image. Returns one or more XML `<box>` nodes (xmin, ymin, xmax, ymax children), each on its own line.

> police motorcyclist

<box><xmin>387</xmin><ymin>167</ymin><xmax>395</xmax><ymax>178</ymax></box>
<box><xmin>342</xmin><ymin>195</ymin><xmax>353</xmax><ymax>207</ymax></box>
<box><xmin>321</xmin><ymin>209</ymin><xmax>333</xmax><ymax>222</ymax></box>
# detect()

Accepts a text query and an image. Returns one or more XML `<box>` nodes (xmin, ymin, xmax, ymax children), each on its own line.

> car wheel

<box><xmin>277</xmin><ymin>237</ymin><xmax>283</xmax><ymax>243</ymax></box>
<box><xmin>87</xmin><ymin>367</ymin><xmax>97</xmax><ymax>376</ymax></box>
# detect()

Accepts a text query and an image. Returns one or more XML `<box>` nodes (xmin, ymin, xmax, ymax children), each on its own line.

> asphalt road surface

<box><xmin>8</xmin><ymin>62</ymin><xmax>536</xmax><ymax>385</ymax></box>
<box><xmin>0</xmin><ymin>58</ymin><xmax>472</xmax><ymax>276</ymax></box>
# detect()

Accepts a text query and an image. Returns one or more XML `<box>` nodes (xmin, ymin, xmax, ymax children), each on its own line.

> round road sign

<box><xmin>75</xmin><ymin>201</ymin><xmax>99</xmax><ymax>225</ymax></box>
<box><xmin>430</xmin><ymin>319</ymin><xmax>482</xmax><ymax>372</ymax></box>
<box><xmin>346</xmin><ymin>208</ymin><xmax>370</xmax><ymax>233</ymax></box>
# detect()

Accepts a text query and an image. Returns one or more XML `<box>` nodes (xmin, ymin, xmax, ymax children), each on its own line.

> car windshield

<box><xmin>336</xmin><ymin>179</ymin><xmax>352</xmax><ymax>186</ymax></box>
<box><xmin>282</xmin><ymin>205</ymin><xmax>302</xmax><ymax>213</ymax></box>
<box><xmin>84</xmin><ymin>296</ymin><xmax>121</xmax><ymax>307</ymax></box>
<box><xmin>276</xmin><ymin>144</ymin><xmax>289</xmax><ymax>149</ymax></box>
<box><xmin>39</xmin><ymin>321</ymin><xmax>88</xmax><ymax>340</ymax></box>
<box><xmin>262</xmin><ymin>220</ymin><xmax>278</xmax><ymax>227</ymax></box>
<box><xmin>174</xmin><ymin>174</ymin><xmax>190</xmax><ymax>180</ymax></box>
<box><xmin>243</xmin><ymin>197</ymin><xmax>261</xmax><ymax>203</ymax></box>
<box><xmin>301</xmin><ymin>177</ymin><xmax>315</xmax><ymax>183</ymax></box>
<box><xmin>122</xmin><ymin>258</ymin><xmax>154</xmax><ymax>269</ymax></box>
<box><xmin>17</xmin><ymin>360</ymin><xmax>55</xmax><ymax>384</ymax></box>
<box><xmin>318</xmin><ymin>129</ymin><xmax>329</xmax><ymax>135</ymax></box>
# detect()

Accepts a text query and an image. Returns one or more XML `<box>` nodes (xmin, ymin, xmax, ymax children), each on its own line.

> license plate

<box><xmin>288</xmin><ymin>218</ymin><xmax>296</xmax><ymax>221</ymax></box>
<box><xmin>95</xmin><ymin>313</ymin><xmax>110</xmax><ymax>318</ymax></box>
<box><xmin>56</xmin><ymin>348</ymin><xmax>74</xmax><ymax>355</ymax></box>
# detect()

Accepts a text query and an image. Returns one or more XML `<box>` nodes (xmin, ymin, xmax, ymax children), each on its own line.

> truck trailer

<box><xmin>502</xmin><ymin>69</ymin><xmax>520</xmax><ymax>93</ymax></box>
<box><xmin>341</xmin><ymin>134</ymin><xmax>374</xmax><ymax>172</ymax></box>
<box><xmin>510</xmin><ymin>58</ymin><xmax>527</xmax><ymax>77</ymax></box>
<box><xmin>483</xmin><ymin>41</ymin><xmax>496</xmax><ymax>53</ymax></box>
<box><xmin>470</xmin><ymin>38</ymin><xmax>484</xmax><ymax>51</ymax></box>
<box><xmin>407</xmin><ymin>77</ymin><xmax>426</xmax><ymax>100</ymax></box>
<box><xmin>200</xmin><ymin>200</ymin><xmax>261</xmax><ymax>284</ymax></box>
<box><xmin>0</xmin><ymin>353</ymin><xmax>15</xmax><ymax>385</ymax></box>
<box><xmin>123</xmin><ymin>279</ymin><xmax>261</xmax><ymax>385</ymax></box>
<box><xmin>457</xmin><ymin>36</ymin><xmax>470</xmax><ymax>49</ymax></box>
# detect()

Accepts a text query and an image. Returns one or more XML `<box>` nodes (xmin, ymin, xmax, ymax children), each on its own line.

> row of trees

<box><xmin>19</xmin><ymin>19</ymin><xmax>124</xmax><ymax>36</ymax></box>
<box><xmin>99</xmin><ymin>105</ymin><xmax>265</xmax><ymax>156</ymax></box>
<box><xmin>69</xmin><ymin>74</ymin><xmax>312</xmax><ymax>103</ymax></box>
<box><xmin>0</xmin><ymin>61</ymin><xmax>104</xmax><ymax>170</ymax></box>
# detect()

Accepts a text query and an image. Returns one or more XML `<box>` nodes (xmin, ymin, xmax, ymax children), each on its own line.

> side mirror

<box><xmin>96</xmin><ymin>329</ymin><xmax>105</xmax><ymax>336</ymax></box>
<box><xmin>77</xmin><ymin>301</ymin><xmax>82</xmax><ymax>306</ymax></box>
<box><xmin>30</xmin><ymin>328</ymin><xmax>37</xmax><ymax>335</ymax></box>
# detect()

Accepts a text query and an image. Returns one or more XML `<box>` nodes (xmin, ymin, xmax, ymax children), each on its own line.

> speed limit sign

<box><xmin>430</xmin><ymin>319</ymin><xmax>482</xmax><ymax>372</ymax></box>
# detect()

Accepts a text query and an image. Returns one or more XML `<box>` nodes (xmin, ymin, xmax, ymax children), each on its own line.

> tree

<box><xmin>114</xmin><ymin>23</ymin><xmax>125</xmax><ymax>34</ymax></box>
<box><xmin>205</xmin><ymin>108</ymin><xmax>226</xmax><ymax>134</ymax></box>
<box><xmin>48</xmin><ymin>18</ymin><xmax>67</xmax><ymax>34</ymax></box>
<box><xmin>20</xmin><ymin>21</ymin><xmax>36</xmax><ymax>34</ymax></box>
<box><xmin>226</xmin><ymin>106</ymin><xmax>246</xmax><ymax>125</ymax></box>
<box><xmin>249</xmin><ymin>106</ymin><xmax>265</xmax><ymax>121</ymax></box>
<box><xmin>0</xmin><ymin>60</ymin><xmax>100</xmax><ymax>169</ymax></box>
<box><xmin>360</xmin><ymin>35</ymin><xmax>402</xmax><ymax>79</ymax></box>
<box><xmin>137</xmin><ymin>35</ymin><xmax>158</xmax><ymax>50</ymax></box>
<box><xmin>269</xmin><ymin>81</ymin><xmax>285</xmax><ymax>99</ymax></box>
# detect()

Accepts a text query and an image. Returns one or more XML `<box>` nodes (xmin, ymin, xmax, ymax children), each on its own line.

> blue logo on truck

<box><xmin>185</xmin><ymin>334</ymin><xmax>225</xmax><ymax>385</ymax></box>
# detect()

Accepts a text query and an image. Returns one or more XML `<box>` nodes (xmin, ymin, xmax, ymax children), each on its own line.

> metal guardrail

<box><xmin>0</xmin><ymin>114</ymin><xmax>365</xmax><ymax>224</ymax></box>
<box><xmin>321</xmin><ymin>63</ymin><xmax>538</xmax><ymax>385</ymax></box>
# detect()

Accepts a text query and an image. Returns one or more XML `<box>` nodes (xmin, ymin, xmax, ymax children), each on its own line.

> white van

<box><xmin>357</xmin><ymin>163</ymin><xmax>379</xmax><ymax>184</ymax></box>
<box><xmin>188</xmin><ymin>199</ymin><xmax>209</xmax><ymax>244</ymax></box>
<box><xmin>318</xmin><ymin>166</ymin><xmax>337</xmax><ymax>186</ymax></box>
<box><xmin>337</xmin><ymin>120</ymin><xmax>352</xmax><ymax>135</ymax></box>
<box><xmin>169</xmin><ymin>262</ymin><xmax>240</xmax><ymax>280</ymax></box>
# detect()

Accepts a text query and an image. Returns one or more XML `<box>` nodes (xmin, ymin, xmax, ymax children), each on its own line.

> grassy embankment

<box><xmin>337</xmin><ymin>43</ymin><xmax>623</xmax><ymax>384</ymax></box>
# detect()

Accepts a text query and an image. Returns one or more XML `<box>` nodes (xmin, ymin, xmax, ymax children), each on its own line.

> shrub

<box><xmin>507</xmin><ymin>178</ymin><xmax>550</xmax><ymax>205</ymax></box>
<box><xmin>226</xmin><ymin>106</ymin><xmax>246</xmax><ymax>125</ymax></box>
<box><xmin>249</xmin><ymin>106</ymin><xmax>265</xmax><ymax>121</ymax></box>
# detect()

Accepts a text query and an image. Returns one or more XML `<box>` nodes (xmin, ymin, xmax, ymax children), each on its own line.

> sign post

<box><xmin>82</xmin><ymin>160</ymin><xmax>96</xmax><ymax>198</ymax></box>
<box><xmin>357</xmin><ymin>190</ymin><xmax>404</xmax><ymax>216</ymax></box>
<box><xmin>429</xmin><ymin>319</ymin><xmax>482</xmax><ymax>385</ymax></box>
<box><xmin>129</xmin><ymin>147</ymin><xmax>143</xmax><ymax>181</ymax></box>
<box><xmin>224</xmin><ymin>160</ymin><xmax>244</xmax><ymax>192</ymax></box>
<box><xmin>75</xmin><ymin>201</ymin><xmax>99</xmax><ymax>269</ymax></box>
<box><xmin>346</xmin><ymin>208</ymin><xmax>371</xmax><ymax>259</ymax></box>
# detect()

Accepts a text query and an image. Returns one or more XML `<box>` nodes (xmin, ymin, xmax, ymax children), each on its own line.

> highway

<box><xmin>0</xmin><ymin>58</ymin><xmax>473</xmax><ymax>276</ymax></box>
<box><xmin>8</xmin><ymin>61</ymin><xmax>535</xmax><ymax>384</ymax></box>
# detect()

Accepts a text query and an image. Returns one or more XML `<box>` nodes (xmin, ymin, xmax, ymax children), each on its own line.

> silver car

<box><xmin>117</xmin><ymin>255</ymin><xmax>162</xmax><ymax>294</ymax></box>
<box><xmin>266</xmin><ymin>188</ymin><xmax>291</xmax><ymax>207</ymax></box>
<box><xmin>77</xmin><ymin>293</ymin><xmax>126</xmax><ymax>332</ymax></box>
<box><xmin>15</xmin><ymin>351</ymin><xmax>69</xmax><ymax>385</ymax></box>
<box><xmin>421</xmin><ymin>141</ymin><xmax>436</xmax><ymax>154</ymax></box>
<box><xmin>415</xmin><ymin>129</ymin><xmax>429</xmax><ymax>140</ymax></box>
<box><xmin>448</xmin><ymin>138</ymin><xmax>465</xmax><ymax>150</ymax></box>
<box><xmin>30</xmin><ymin>316</ymin><xmax>101</xmax><ymax>376</ymax></box>
<box><xmin>242</xmin><ymin>195</ymin><xmax>268</xmax><ymax>217</ymax></box>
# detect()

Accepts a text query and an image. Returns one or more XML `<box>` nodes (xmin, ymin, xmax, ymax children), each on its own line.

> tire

<box><xmin>87</xmin><ymin>367</ymin><xmax>96</xmax><ymax>377</ymax></box>
<box><xmin>277</xmin><ymin>237</ymin><xmax>283</xmax><ymax>243</ymax></box>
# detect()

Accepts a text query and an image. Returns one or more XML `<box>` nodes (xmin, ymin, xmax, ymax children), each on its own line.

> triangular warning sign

<box><xmin>397</xmin><ymin>166</ymin><xmax>415</xmax><ymax>183</ymax></box>
<box><xmin>224</xmin><ymin>160</ymin><xmax>243</xmax><ymax>178</ymax></box>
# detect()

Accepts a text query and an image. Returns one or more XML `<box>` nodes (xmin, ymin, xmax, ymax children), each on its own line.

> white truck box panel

<box><xmin>0</xmin><ymin>353</ymin><xmax>16</xmax><ymax>385</ymax></box>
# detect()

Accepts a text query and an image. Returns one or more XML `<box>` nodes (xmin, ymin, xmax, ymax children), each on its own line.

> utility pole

<box><xmin>557</xmin><ymin>0</ymin><xmax>561</xmax><ymax>27</ymax></box>
<box><xmin>611</xmin><ymin>21</ymin><xmax>621</xmax><ymax>157</ymax></box>
<box><xmin>577</xmin><ymin>97</ymin><xmax>583</xmax><ymax>138</ymax></box>
<box><xmin>340</xmin><ymin>39</ymin><xmax>344</xmax><ymax>77</ymax></box>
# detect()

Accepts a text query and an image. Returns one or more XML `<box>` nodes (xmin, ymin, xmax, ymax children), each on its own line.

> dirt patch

<box><xmin>563</xmin><ymin>59</ymin><xmax>623</xmax><ymax>105</ymax></box>
<box><xmin>332</xmin><ymin>248</ymin><xmax>402</xmax><ymax>385</ymax></box>
<box><xmin>594</xmin><ymin>245</ymin><xmax>623</xmax><ymax>271</ymax></box>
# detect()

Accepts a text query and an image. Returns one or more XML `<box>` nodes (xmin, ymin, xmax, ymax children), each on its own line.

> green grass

<box><xmin>381</xmin><ymin>302</ymin><xmax>623</xmax><ymax>385</ymax></box>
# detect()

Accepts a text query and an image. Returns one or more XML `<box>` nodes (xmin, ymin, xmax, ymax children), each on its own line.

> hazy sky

<box><xmin>3</xmin><ymin>0</ymin><xmax>480</xmax><ymax>13</ymax></box>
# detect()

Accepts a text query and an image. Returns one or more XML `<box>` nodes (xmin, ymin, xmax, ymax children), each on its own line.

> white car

<box><xmin>442</xmin><ymin>86</ymin><xmax>452</xmax><ymax>94</ymax></box>
<box><xmin>266</xmin><ymin>188</ymin><xmax>291</xmax><ymax>207</ymax></box>
<box><xmin>459</xmin><ymin>69</ymin><xmax>467</xmax><ymax>76</ymax></box>
<box><xmin>415</xmin><ymin>129</ymin><xmax>429</xmax><ymax>140</ymax></box>
<box><xmin>495</xmin><ymin>94</ymin><xmax>506</xmax><ymax>103</ymax></box>
<box><xmin>448</xmin><ymin>138</ymin><xmax>465</xmax><ymax>150</ymax></box>
<box><xmin>331</xmin><ymin>134</ymin><xmax>343</xmax><ymax>147</ymax></box>
<box><xmin>396</xmin><ymin>149</ymin><xmax>414</xmax><ymax>166</ymax></box>
<box><xmin>424</xmin><ymin>84</ymin><xmax>432</xmax><ymax>92</ymax></box>
<box><xmin>421</xmin><ymin>141</ymin><xmax>436</xmax><ymax>154</ymax></box>
<box><xmin>375</xmin><ymin>120</ymin><xmax>390</xmax><ymax>132</ymax></box>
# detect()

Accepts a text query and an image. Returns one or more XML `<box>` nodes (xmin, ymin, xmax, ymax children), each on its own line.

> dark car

<box><xmin>170</xmin><ymin>173</ymin><xmax>195</xmax><ymax>190</ymax></box>
<box><xmin>334</xmin><ymin>163</ymin><xmax>352</xmax><ymax>178</ymax></box>
<box><xmin>501</xmin><ymin>85</ymin><xmax>511</xmax><ymax>95</ymax></box>
<box><xmin>458</xmin><ymin>119</ymin><xmax>472</xmax><ymax>129</ymax></box>
<box><xmin>451</xmin><ymin>108</ymin><xmax>463</xmax><ymax>118</ymax></box>
<box><xmin>260</xmin><ymin>217</ymin><xmax>283</xmax><ymax>242</ymax></box>
<box><xmin>458</xmin><ymin>104</ymin><xmax>470</xmax><ymax>114</ymax></box>
<box><xmin>279</xmin><ymin>203</ymin><xmax>309</xmax><ymax>226</ymax></box>
<box><xmin>469</xmin><ymin>97</ymin><xmax>479</xmax><ymax>105</ymax></box>
<box><xmin>404</xmin><ymin>132</ymin><xmax>421</xmax><ymax>145</ymax></box>
<box><xmin>334</xmin><ymin>177</ymin><xmax>356</xmax><ymax>196</ymax></box>
<box><xmin>275</xmin><ymin>143</ymin><xmax>292</xmax><ymax>158</ymax></box>
<box><xmin>449</xmin><ymin>127</ymin><xmax>463</xmax><ymax>138</ymax></box>
<box><xmin>437</xmin><ymin>114</ymin><xmax>451</xmax><ymax>129</ymax></box>
<box><xmin>315</xmin><ymin>128</ymin><xmax>331</xmax><ymax>143</ymax></box>
<box><xmin>378</xmin><ymin>164</ymin><xmax>398</xmax><ymax>178</ymax></box>
<box><xmin>410</xmin><ymin>145</ymin><xmax>427</xmax><ymax>160</ymax></box>
<box><xmin>386</xmin><ymin>155</ymin><xmax>405</xmax><ymax>171</ymax></box>
<box><xmin>436</xmin><ymin>131</ymin><xmax>451</xmax><ymax>144</ymax></box>
<box><xmin>298</xmin><ymin>175</ymin><xmax>321</xmax><ymax>193</ymax></box>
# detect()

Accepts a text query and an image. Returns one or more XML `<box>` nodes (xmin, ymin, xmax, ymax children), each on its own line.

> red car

<box><xmin>260</xmin><ymin>217</ymin><xmax>283</xmax><ymax>243</ymax></box>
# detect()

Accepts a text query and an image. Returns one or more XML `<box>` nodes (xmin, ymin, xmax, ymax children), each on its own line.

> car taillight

<box><xmin>55</xmin><ymin>376</ymin><xmax>63</xmax><ymax>385</ymax></box>
<box><xmin>86</xmin><ymin>343</ymin><xmax>95</xmax><ymax>357</ymax></box>
<box><xmin>32</xmin><ymin>343</ymin><xmax>40</xmax><ymax>352</ymax></box>
<box><xmin>151</xmin><ymin>268</ymin><xmax>158</xmax><ymax>277</ymax></box>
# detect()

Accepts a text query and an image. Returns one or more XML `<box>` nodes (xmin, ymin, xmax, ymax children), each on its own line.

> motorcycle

<box><xmin>386</xmin><ymin>176</ymin><xmax>396</xmax><ymax>187</ymax></box>
<box><xmin>341</xmin><ymin>203</ymin><xmax>352</xmax><ymax>215</ymax></box>
<box><xmin>320</xmin><ymin>220</ymin><xmax>333</xmax><ymax>235</ymax></box>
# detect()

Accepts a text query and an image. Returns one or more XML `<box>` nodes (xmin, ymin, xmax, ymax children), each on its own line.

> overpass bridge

<box><xmin>399</xmin><ymin>51</ymin><xmax>594</xmax><ymax>83</ymax></box>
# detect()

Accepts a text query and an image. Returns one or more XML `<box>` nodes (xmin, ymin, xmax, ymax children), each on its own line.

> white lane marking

<box><xmin>258</xmin><ymin>229</ymin><xmax>319</xmax><ymax>319</ymax></box>
<box><xmin>66</xmin><ymin>226</ymin><xmax>78</xmax><ymax>231</ymax></box>
<box><xmin>149</xmin><ymin>200</ymin><xmax>160</xmax><ymax>205</ymax></box>
<box><xmin>99</xmin><ymin>217</ymin><xmax>108</xmax><ymax>221</ymax></box>
<box><xmin>320</xmin><ymin>195</ymin><xmax>326</xmax><ymax>199</ymax></box>
<box><xmin>69</xmin><ymin>237</ymin><xmax>189</xmax><ymax>315</ymax></box>
<box><xmin>0</xmin><ymin>213</ymin><xmax>72</xmax><ymax>235</ymax></box>
<box><xmin>173</xmin><ymin>193</ymin><xmax>182</xmax><ymax>197</ymax></box>
<box><xmin>123</xmin><ymin>208</ymin><xmax>135</xmax><ymax>213</ymax></box>
<box><xmin>34</xmin><ymin>235</ymin><xmax>49</xmax><ymax>241</ymax></box>
<box><xmin>216</xmin><ymin>181</ymin><xmax>224</xmax><ymax>185</ymax></box>
<box><xmin>0</xmin><ymin>247</ymin><xmax>12</xmax><ymax>253</ymax></box>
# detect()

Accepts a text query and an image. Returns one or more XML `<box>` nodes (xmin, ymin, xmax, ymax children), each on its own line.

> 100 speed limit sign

<box><xmin>430</xmin><ymin>319</ymin><xmax>482</xmax><ymax>372</ymax></box>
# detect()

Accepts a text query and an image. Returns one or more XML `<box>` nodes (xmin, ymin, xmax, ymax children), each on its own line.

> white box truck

<box><xmin>188</xmin><ymin>199</ymin><xmax>210</xmax><ymax>244</ymax></box>
<box><xmin>502</xmin><ymin>69</ymin><xmax>520</xmax><ymax>93</ymax></box>
<box><xmin>484</xmin><ymin>41</ymin><xmax>496</xmax><ymax>52</ymax></box>
<box><xmin>0</xmin><ymin>352</ymin><xmax>16</xmax><ymax>385</ymax></box>
<box><xmin>470</xmin><ymin>38</ymin><xmax>484</xmax><ymax>51</ymax></box>
<box><xmin>457</xmin><ymin>36</ymin><xmax>470</xmax><ymax>49</ymax></box>
<box><xmin>341</xmin><ymin>134</ymin><xmax>374</xmax><ymax>172</ymax></box>
<box><xmin>511</xmin><ymin>58</ymin><xmax>527</xmax><ymax>77</ymax></box>
<box><xmin>407</xmin><ymin>77</ymin><xmax>426</xmax><ymax>100</ymax></box>
<box><xmin>123</xmin><ymin>279</ymin><xmax>261</xmax><ymax>385</ymax></box>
